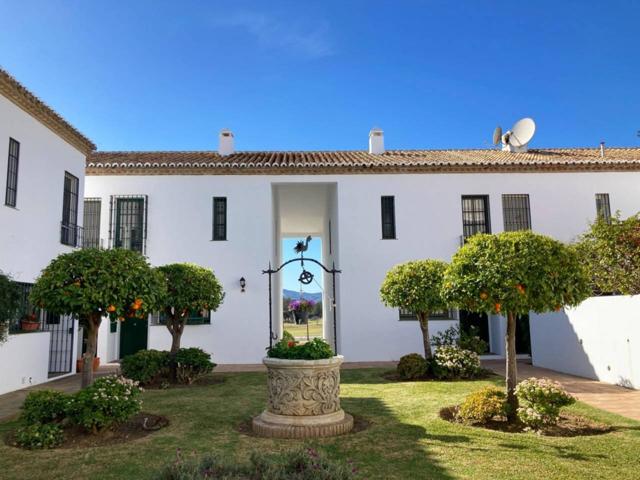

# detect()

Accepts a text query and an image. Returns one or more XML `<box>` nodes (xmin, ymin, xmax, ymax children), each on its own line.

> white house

<box><xmin>84</xmin><ymin>130</ymin><xmax>640</xmax><ymax>365</ymax></box>
<box><xmin>2</xmin><ymin>66</ymin><xmax>640</xmax><ymax>396</ymax></box>
<box><xmin>0</xmin><ymin>68</ymin><xmax>95</xmax><ymax>395</ymax></box>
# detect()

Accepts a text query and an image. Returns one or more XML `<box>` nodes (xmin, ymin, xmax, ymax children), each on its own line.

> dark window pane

<box><xmin>502</xmin><ymin>194</ymin><xmax>531</xmax><ymax>231</ymax></box>
<box><xmin>461</xmin><ymin>195</ymin><xmax>490</xmax><ymax>239</ymax></box>
<box><xmin>381</xmin><ymin>196</ymin><xmax>396</xmax><ymax>239</ymax></box>
<box><xmin>83</xmin><ymin>198</ymin><xmax>102</xmax><ymax>248</ymax></box>
<box><xmin>213</xmin><ymin>197</ymin><xmax>227</xmax><ymax>240</ymax></box>
<box><xmin>5</xmin><ymin>138</ymin><xmax>20</xmax><ymax>207</ymax></box>
<box><xmin>595</xmin><ymin>193</ymin><xmax>611</xmax><ymax>223</ymax></box>
<box><xmin>60</xmin><ymin>172</ymin><xmax>79</xmax><ymax>246</ymax></box>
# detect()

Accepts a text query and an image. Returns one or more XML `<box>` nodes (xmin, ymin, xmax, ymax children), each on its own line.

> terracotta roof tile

<box><xmin>86</xmin><ymin>147</ymin><xmax>640</xmax><ymax>175</ymax></box>
<box><xmin>0</xmin><ymin>67</ymin><xmax>95</xmax><ymax>154</ymax></box>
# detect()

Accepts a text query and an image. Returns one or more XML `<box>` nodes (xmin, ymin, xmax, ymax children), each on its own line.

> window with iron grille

<box><xmin>381</xmin><ymin>196</ymin><xmax>396</xmax><ymax>239</ymax></box>
<box><xmin>502</xmin><ymin>194</ymin><xmax>531</xmax><ymax>231</ymax></box>
<box><xmin>212</xmin><ymin>197</ymin><xmax>227</xmax><ymax>241</ymax></box>
<box><xmin>83</xmin><ymin>198</ymin><xmax>102</xmax><ymax>248</ymax></box>
<box><xmin>595</xmin><ymin>193</ymin><xmax>611</xmax><ymax>223</ymax></box>
<box><xmin>399</xmin><ymin>308</ymin><xmax>454</xmax><ymax>321</ymax></box>
<box><xmin>109</xmin><ymin>195</ymin><xmax>147</xmax><ymax>253</ymax></box>
<box><xmin>60</xmin><ymin>172</ymin><xmax>79</xmax><ymax>246</ymax></box>
<box><xmin>5</xmin><ymin>138</ymin><xmax>19</xmax><ymax>207</ymax></box>
<box><xmin>461</xmin><ymin>195</ymin><xmax>490</xmax><ymax>239</ymax></box>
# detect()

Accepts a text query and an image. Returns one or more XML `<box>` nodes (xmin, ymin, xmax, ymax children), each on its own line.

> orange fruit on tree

<box><xmin>106</xmin><ymin>305</ymin><xmax>116</xmax><ymax>313</ymax></box>
<box><xmin>495</xmin><ymin>303</ymin><xmax>501</xmax><ymax>313</ymax></box>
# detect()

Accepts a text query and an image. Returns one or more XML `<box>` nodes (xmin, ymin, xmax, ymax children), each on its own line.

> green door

<box><xmin>119</xmin><ymin>317</ymin><xmax>148</xmax><ymax>359</ymax></box>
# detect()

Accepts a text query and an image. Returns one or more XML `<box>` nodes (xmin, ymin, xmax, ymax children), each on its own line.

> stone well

<box><xmin>251</xmin><ymin>355</ymin><xmax>354</xmax><ymax>438</ymax></box>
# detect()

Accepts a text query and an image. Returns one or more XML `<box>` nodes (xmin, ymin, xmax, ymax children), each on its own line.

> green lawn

<box><xmin>284</xmin><ymin>318</ymin><xmax>323</xmax><ymax>339</ymax></box>
<box><xmin>1</xmin><ymin>368</ymin><xmax>639</xmax><ymax>479</ymax></box>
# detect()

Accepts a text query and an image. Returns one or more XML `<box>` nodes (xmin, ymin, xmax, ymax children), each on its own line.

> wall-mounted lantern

<box><xmin>240</xmin><ymin>277</ymin><xmax>246</xmax><ymax>293</ymax></box>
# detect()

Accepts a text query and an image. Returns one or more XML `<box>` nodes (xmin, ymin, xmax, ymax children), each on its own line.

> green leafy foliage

<box><xmin>396</xmin><ymin>353</ymin><xmax>427</xmax><ymax>380</ymax></box>
<box><xmin>456</xmin><ymin>387</ymin><xmax>508</xmax><ymax>424</ymax></box>
<box><xmin>443</xmin><ymin>231</ymin><xmax>591</xmax><ymax>316</ymax></box>
<box><xmin>515</xmin><ymin>377</ymin><xmax>575</xmax><ymax>429</ymax></box>
<box><xmin>267</xmin><ymin>337</ymin><xmax>334</xmax><ymax>360</ymax></box>
<box><xmin>175</xmin><ymin>348</ymin><xmax>216</xmax><ymax>384</ymax></box>
<box><xmin>29</xmin><ymin>248</ymin><xmax>166</xmax><ymax>325</ymax></box>
<box><xmin>380</xmin><ymin>260</ymin><xmax>448</xmax><ymax>316</ymax></box>
<box><xmin>120</xmin><ymin>348</ymin><xmax>215</xmax><ymax>386</ymax></box>
<box><xmin>67</xmin><ymin>375</ymin><xmax>142</xmax><ymax>433</ymax></box>
<box><xmin>431</xmin><ymin>346</ymin><xmax>481</xmax><ymax>380</ymax></box>
<box><xmin>155</xmin><ymin>447</ymin><xmax>359</xmax><ymax>480</ymax></box>
<box><xmin>14</xmin><ymin>423</ymin><xmax>64</xmax><ymax>450</ymax></box>
<box><xmin>21</xmin><ymin>390</ymin><xmax>69</xmax><ymax>424</ymax></box>
<box><xmin>0</xmin><ymin>271</ymin><xmax>21</xmax><ymax>343</ymax></box>
<box><xmin>575</xmin><ymin>213</ymin><xmax>640</xmax><ymax>295</ymax></box>
<box><xmin>430</xmin><ymin>325</ymin><xmax>488</xmax><ymax>355</ymax></box>
<box><xmin>121</xmin><ymin>349</ymin><xmax>171</xmax><ymax>385</ymax></box>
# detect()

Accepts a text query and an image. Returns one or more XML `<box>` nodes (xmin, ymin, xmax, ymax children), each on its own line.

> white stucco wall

<box><xmin>0</xmin><ymin>93</ymin><xmax>88</xmax><ymax>394</ymax></box>
<box><xmin>0</xmin><ymin>94</ymin><xmax>87</xmax><ymax>283</ymax></box>
<box><xmin>85</xmin><ymin>170</ymin><xmax>640</xmax><ymax>363</ymax></box>
<box><xmin>0</xmin><ymin>332</ymin><xmax>51</xmax><ymax>395</ymax></box>
<box><xmin>530</xmin><ymin>296</ymin><xmax>640</xmax><ymax>389</ymax></box>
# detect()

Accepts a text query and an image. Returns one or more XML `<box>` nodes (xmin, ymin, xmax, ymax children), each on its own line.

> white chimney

<box><xmin>218</xmin><ymin>129</ymin><xmax>235</xmax><ymax>156</ymax></box>
<box><xmin>368</xmin><ymin>128</ymin><xmax>384</xmax><ymax>154</ymax></box>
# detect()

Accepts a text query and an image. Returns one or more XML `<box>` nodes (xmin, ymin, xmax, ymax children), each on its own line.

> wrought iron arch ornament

<box><xmin>262</xmin><ymin>256</ymin><xmax>341</xmax><ymax>353</ymax></box>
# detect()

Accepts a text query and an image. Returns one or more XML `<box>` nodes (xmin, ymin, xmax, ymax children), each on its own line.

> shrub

<box><xmin>121</xmin><ymin>349</ymin><xmax>170</xmax><ymax>385</ymax></box>
<box><xmin>515</xmin><ymin>377</ymin><xmax>575</xmax><ymax>429</ymax></box>
<box><xmin>267</xmin><ymin>337</ymin><xmax>334</xmax><ymax>360</ymax></box>
<box><xmin>21</xmin><ymin>390</ymin><xmax>69</xmax><ymax>424</ymax></box>
<box><xmin>575</xmin><ymin>213</ymin><xmax>640</xmax><ymax>295</ymax></box>
<box><xmin>430</xmin><ymin>325</ymin><xmax>488</xmax><ymax>355</ymax></box>
<box><xmin>397</xmin><ymin>353</ymin><xmax>427</xmax><ymax>380</ymax></box>
<box><xmin>0</xmin><ymin>271</ymin><xmax>21</xmax><ymax>344</ymax></box>
<box><xmin>432</xmin><ymin>345</ymin><xmax>481</xmax><ymax>379</ymax></box>
<box><xmin>155</xmin><ymin>447</ymin><xmax>358</xmax><ymax>480</ymax></box>
<box><xmin>67</xmin><ymin>375</ymin><xmax>142</xmax><ymax>433</ymax></box>
<box><xmin>457</xmin><ymin>387</ymin><xmax>508</xmax><ymax>424</ymax></box>
<box><xmin>14</xmin><ymin>423</ymin><xmax>64</xmax><ymax>449</ymax></box>
<box><xmin>174</xmin><ymin>348</ymin><xmax>215</xmax><ymax>384</ymax></box>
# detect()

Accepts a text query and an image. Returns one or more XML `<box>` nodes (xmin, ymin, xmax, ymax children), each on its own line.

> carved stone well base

<box><xmin>252</xmin><ymin>410</ymin><xmax>354</xmax><ymax>439</ymax></box>
<box><xmin>251</xmin><ymin>355</ymin><xmax>354</xmax><ymax>439</ymax></box>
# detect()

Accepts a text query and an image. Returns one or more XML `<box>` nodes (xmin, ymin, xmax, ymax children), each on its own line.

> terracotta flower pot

<box><xmin>76</xmin><ymin>357</ymin><xmax>101</xmax><ymax>373</ymax></box>
<box><xmin>20</xmin><ymin>320</ymin><xmax>40</xmax><ymax>331</ymax></box>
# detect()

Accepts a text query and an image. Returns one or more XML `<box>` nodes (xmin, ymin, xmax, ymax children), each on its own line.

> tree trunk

<box><xmin>417</xmin><ymin>312</ymin><xmax>432</xmax><ymax>359</ymax></box>
<box><xmin>166</xmin><ymin>316</ymin><xmax>184</xmax><ymax>383</ymax></box>
<box><xmin>505</xmin><ymin>311</ymin><xmax>518</xmax><ymax>421</ymax></box>
<box><xmin>81</xmin><ymin>314</ymin><xmax>101</xmax><ymax>388</ymax></box>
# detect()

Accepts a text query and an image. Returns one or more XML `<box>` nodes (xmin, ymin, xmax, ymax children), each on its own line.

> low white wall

<box><xmin>0</xmin><ymin>332</ymin><xmax>51</xmax><ymax>395</ymax></box>
<box><xmin>530</xmin><ymin>295</ymin><xmax>640</xmax><ymax>389</ymax></box>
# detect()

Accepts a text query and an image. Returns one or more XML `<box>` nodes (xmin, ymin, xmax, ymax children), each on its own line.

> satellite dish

<box><xmin>508</xmin><ymin>118</ymin><xmax>536</xmax><ymax>147</ymax></box>
<box><xmin>492</xmin><ymin>126</ymin><xmax>502</xmax><ymax>146</ymax></box>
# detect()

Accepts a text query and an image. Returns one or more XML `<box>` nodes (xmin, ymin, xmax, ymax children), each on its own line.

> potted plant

<box><xmin>252</xmin><ymin>336</ymin><xmax>353</xmax><ymax>439</ymax></box>
<box><xmin>20</xmin><ymin>312</ymin><xmax>40</xmax><ymax>331</ymax></box>
<box><xmin>76</xmin><ymin>356</ymin><xmax>100</xmax><ymax>373</ymax></box>
<box><xmin>288</xmin><ymin>299</ymin><xmax>315</xmax><ymax>324</ymax></box>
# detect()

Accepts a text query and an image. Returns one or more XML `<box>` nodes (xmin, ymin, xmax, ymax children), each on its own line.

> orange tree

<box><xmin>155</xmin><ymin>263</ymin><xmax>224</xmax><ymax>379</ymax></box>
<box><xmin>380</xmin><ymin>260</ymin><xmax>449</xmax><ymax>359</ymax></box>
<box><xmin>442</xmin><ymin>231</ymin><xmax>590</xmax><ymax>418</ymax></box>
<box><xmin>30</xmin><ymin>248</ymin><xmax>165</xmax><ymax>387</ymax></box>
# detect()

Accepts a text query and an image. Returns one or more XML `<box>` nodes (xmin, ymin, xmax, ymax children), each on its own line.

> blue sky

<box><xmin>1</xmin><ymin>1</ymin><xmax>639</xmax><ymax>151</ymax></box>
<box><xmin>281</xmin><ymin>237</ymin><xmax>322</xmax><ymax>293</ymax></box>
